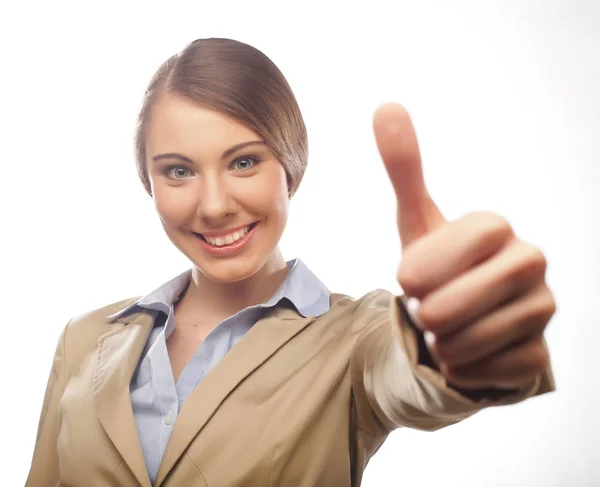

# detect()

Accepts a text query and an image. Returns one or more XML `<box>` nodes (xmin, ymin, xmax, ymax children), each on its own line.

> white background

<box><xmin>2</xmin><ymin>1</ymin><xmax>599</xmax><ymax>485</ymax></box>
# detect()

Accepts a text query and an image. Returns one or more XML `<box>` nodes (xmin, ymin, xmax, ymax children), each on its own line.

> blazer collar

<box><xmin>94</xmin><ymin>301</ymin><xmax>317</xmax><ymax>487</ymax></box>
<box><xmin>93</xmin><ymin>309</ymin><xmax>157</xmax><ymax>487</ymax></box>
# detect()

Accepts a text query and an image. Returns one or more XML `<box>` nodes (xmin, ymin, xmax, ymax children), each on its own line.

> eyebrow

<box><xmin>151</xmin><ymin>140</ymin><xmax>267</xmax><ymax>164</ymax></box>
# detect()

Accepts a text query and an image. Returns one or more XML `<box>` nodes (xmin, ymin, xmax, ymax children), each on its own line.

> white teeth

<box><xmin>204</xmin><ymin>225</ymin><xmax>251</xmax><ymax>246</ymax></box>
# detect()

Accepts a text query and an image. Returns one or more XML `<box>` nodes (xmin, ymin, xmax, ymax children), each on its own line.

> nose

<box><xmin>197</xmin><ymin>174</ymin><xmax>235</xmax><ymax>222</ymax></box>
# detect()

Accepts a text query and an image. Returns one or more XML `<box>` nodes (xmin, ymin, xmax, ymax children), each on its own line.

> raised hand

<box><xmin>373</xmin><ymin>103</ymin><xmax>555</xmax><ymax>390</ymax></box>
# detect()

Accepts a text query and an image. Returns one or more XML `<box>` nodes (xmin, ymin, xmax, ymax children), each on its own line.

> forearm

<box><xmin>351</xmin><ymin>293</ymin><xmax>554</xmax><ymax>437</ymax></box>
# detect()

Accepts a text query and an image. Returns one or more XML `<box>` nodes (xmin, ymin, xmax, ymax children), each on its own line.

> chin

<box><xmin>188</xmin><ymin>249</ymin><xmax>267</xmax><ymax>284</ymax></box>
<box><xmin>168</xmin><ymin>228</ymin><xmax>278</xmax><ymax>284</ymax></box>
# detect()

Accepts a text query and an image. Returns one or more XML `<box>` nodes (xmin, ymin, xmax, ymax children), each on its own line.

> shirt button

<box><xmin>165</xmin><ymin>412</ymin><xmax>173</xmax><ymax>425</ymax></box>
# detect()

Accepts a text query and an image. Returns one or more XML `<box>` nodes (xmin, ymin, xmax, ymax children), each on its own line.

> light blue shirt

<box><xmin>107</xmin><ymin>258</ymin><xmax>331</xmax><ymax>484</ymax></box>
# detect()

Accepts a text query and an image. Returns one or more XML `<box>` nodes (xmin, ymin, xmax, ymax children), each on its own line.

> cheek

<box><xmin>153</xmin><ymin>188</ymin><xmax>196</xmax><ymax>227</ymax></box>
<box><xmin>255</xmin><ymin>177</ymin><xmax>289</xmax><ymax>224</ymax></box>
<box><xmin>270</xmin><ymin>192</ymin><xmax>289</xmax><ymax>221</ymax></box>
<box><xmin>262</xmin><ymin>164</ymin><xmax>290</xmax><ymax>215</ymax></box>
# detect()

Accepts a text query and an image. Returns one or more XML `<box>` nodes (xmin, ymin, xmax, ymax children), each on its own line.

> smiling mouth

<box><xmin>194</xmin><ymin>222</ymin><xmax>258</xmax><ymax>246</ymax></box>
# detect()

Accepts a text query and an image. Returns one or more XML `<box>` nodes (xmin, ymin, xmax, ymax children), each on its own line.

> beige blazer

<box><xmin>25</xmin><ymin>289</ymin><xmax>554</xmax><ymax>487</ymax></box>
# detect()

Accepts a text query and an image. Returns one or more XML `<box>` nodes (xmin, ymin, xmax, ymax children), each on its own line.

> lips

<box><xmin>192</xmin><ymin>222</ymin><xmax>259</xmax><ymax>255</ymax></box>
<box><xmin>194</xmin><ymin>222</ymin><xmax>258</xmax><ymax>243</ymax></box>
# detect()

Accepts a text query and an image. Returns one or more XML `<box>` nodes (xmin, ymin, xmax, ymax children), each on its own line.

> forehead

<box><xmin>146</xmin><ymin>93</ymin><xmax>261</xmax><ymax>156</ymax></box>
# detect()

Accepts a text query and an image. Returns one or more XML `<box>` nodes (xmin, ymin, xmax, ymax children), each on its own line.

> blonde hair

<box><xmin>135</xmin><ymin>38</ymin><xmax>308</xmax><ymax>197</ymax></box>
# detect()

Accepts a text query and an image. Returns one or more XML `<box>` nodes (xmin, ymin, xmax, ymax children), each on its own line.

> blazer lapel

<box><xmin>93</xmin><ymin>309</ymin><xmax>157</xmax><ymax>487</ymax></box>
<box><xmin>154</xmin><ymin>304</ymin><xmax>316</xmax><ymax>487</ymax></box>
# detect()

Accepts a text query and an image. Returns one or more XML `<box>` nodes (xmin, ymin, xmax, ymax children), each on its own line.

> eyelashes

<box><xmin>230</xmin><ymin>154</ymin><xmax>261</xmax><ymax>171</ymax></box>
<box><xmin>160</xmin><ymin>154</ymin><xmax>262</xmax><ymax>180</ymax></box>
<box><xmin>161</xmin><ymin>166</ymin><xmax>191</xmax><ymax>179</ymax></box>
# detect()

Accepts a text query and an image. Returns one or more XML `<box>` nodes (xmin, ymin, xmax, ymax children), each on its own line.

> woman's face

<box><xmin>145</xmin><ymin>93</ymin><xmax>290</xmax><ymax>283</ymax></box>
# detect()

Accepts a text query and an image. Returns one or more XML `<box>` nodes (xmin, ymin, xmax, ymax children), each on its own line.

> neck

<box><xmin>182</xmin><ymin>250</ymin><xmax>289</xmax><ymax>320</ymax></box>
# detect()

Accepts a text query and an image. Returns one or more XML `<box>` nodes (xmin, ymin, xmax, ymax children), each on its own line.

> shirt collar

<box><xmin>106</xmin><ymin>258</ymin><xmax>330</xmax><ymax>322</ymax></box>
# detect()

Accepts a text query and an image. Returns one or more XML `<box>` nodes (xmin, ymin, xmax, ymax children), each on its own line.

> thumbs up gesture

<box><xmin>373</xmin><ymin>104</ymin><xmax>555</xmax><ymax>390</ymax></box>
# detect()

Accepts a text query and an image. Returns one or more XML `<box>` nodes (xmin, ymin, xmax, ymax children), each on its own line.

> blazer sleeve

<box><xmin>349</xmin><ymin>290</ymin><xmax>555</xmax><ymax>439</ymax></box>
<box><xmin>25</xmin><ymin>320</ymin><xmax>71</xmax><ymax>487</ymax></box>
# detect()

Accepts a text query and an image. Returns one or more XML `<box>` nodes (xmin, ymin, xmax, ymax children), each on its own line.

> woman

<box><xmin>26</xmin><ymin>38</ymin><xmax>555</xmax><ymax>487</ymax></box>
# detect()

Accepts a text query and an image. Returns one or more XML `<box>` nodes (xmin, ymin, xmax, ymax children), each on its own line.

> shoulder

<box><xmin>328</xmin><ymin>289</ymin><xmax>396</xmax><ymax>329</ymax></box>
<box><xmin>69</xmin><ymin>296</ymin><xmax>141</xmax><ymax>327</ymax></box>
<box><xmin>330</xmin><ymin>288</ymin><xmax>395</xmax><ymax>311</ymax></box>
<box><xmin>61</xmin><ymin>296</ymin><xmax>141</xmax><ymax>356</ymax></box>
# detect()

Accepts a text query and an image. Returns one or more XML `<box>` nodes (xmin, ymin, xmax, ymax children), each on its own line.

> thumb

<box><xmin>373</xmin><ymin>103</ymin><xmax>446</xmax><ymax>249</ymax></box>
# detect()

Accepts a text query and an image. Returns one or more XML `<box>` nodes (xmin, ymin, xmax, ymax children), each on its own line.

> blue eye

<box><xmin>164</xmin><ymin>166</ymin><xmax>192</xmax><ymax>179</ymax></box>
<box><xmin>231</xmin><ymin>155</ymin><xmax>261</xmax><ymax>171</ymax></box>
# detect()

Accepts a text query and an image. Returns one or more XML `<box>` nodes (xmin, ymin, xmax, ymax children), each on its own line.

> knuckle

<box><xmin>521</xmin><ymin>243</ymin><xmax>547</xmax><ymax>275</ymax></box>
<box><xmin>536</xmin><ymin>288</ymin><xmax>557</xmax><ymax>320</ymax></box>
<box><xmin>506</xmin><ymin>242</ymin><xmax>547</xmax><ymax>285</ymax></box>
<box><xmin>526</xmin><ymin>340</ymin><xmax>549</xmax><ymax>372</ymax></box>
<box><xmin>546</xmin><ymin>291</ymin><xmax>558</xmax><ymax>317</ymax></box>
<box><xmin>465</xmin><ymin>211</ymin><xmax>514</xmax><ymax>246</ymax></box>
<box><xmin>486</xmin><ymin>212</ymin><xmax>513</xmax><ymax>238</ymax></box>
<box><xmin>418</xmin><ymin>299</ymin><xmax>452</xmax><ymax>330</ymax></box>
<box><xmin>397</xmin><ymin>260</ymin><xmax>422</xmax><ymax>296</ymax></box>
<box><xmin>521</xmin><ymin>289</ymin><xmax>556</xmax><ymax>332</ymax></box>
